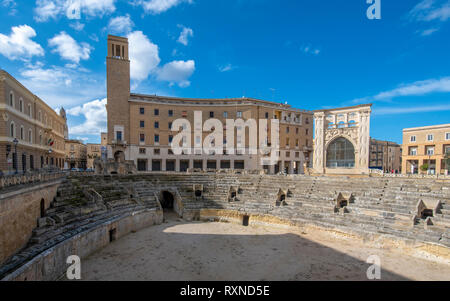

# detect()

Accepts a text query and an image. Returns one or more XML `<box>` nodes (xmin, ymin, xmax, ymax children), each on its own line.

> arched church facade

<box><xmin>313</xmin><ymin>104</ymin><xmax>372</xmax><ymax>175</ymax></box>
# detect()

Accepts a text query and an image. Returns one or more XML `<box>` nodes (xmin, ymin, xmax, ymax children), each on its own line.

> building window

<box><xmin>154</xmin><ymin>135</ymin><xmax>159</xmax><ymax>143</ymax></box>
<box><xmin>210</xmin><ymin>111</ymin><xmax>214</xmax><ymax>118</ymax></box>
<box><xmin>338</xmin><ymin>121</ymin><xmax>345</xmax><ymax>128</ymax></box>
<box><xmin>169</xmin><ymin>135</ymin><xmax>173</xmax><ymax>143</ymax></box>
<box><xmin>286</xmin><ymin>127</ymin><xmax>290</xmax><ymax>133</ymax></box>
<box><xmin>154</xmin><ymin>109</ymin><xmax>159</xmax><ymax>116</ymax></box>
<box><xmin>140</xmin><ymin>120</ymin><xmax>145</xmax><ymax>128</ymax></box>
<box><xmin>409</xmin><ymin>147</ymin><xmax>417</xmax><ymax>156</ymax></box>
<box><xmin>182</xmin><ymin>111</ymin><xmax>187</xmax><ymax>117</ymax></box>
<box><xmin>19</xmin><ymin>99</ymin><xmax>23</xmax><ymax>113</ymax></box>
<box><xmin>9</xmin><ymin>91</ymin><xmax>14</xmax><ymax>106</ymax></box>
<box><xmin>140</xmin><ymin>108</ymin><xmax>145</xmax><ymax>115</ymax></box>
<box><xmin>286</xmin><ymin>138</ymin><xmax>290</xmax><ymax>146</ymax></box>
<box><xmin>236</xmin><ymin>111</ymin><xmax>243</xmax><ymax>118</ymax></box>
<box><xmin>306</xmin><ymin>129</ymin><xmax>309</xmax><ymax>135</ymax></box>
<box><xmin>140</xmin><ymin>134</ymin><xmax>145</xmax><ymax>143</ymax></box>
<box><xmin>154</xmin><ymin>149</ymin><xmax>160</xmax><ymax>155</ymax></box>
<box><xmin>426</xmin><ymin>146</ymin><xmax>434</xmax><ymax>155</ymax></box>
<box><xmin>38</xmin><ymin>111</ymin><xmax>41</xmax><ymax>122</ymax></box>
<box><xmin>10</xmin><ymin>122</ymin><xmax>15</xmax><ymax>137</ymax></box>
<box><xmin>305</xmin><ymin>118</ymin><xmax>309</xmax><ymax>124</ymax></box>
<box><xmin>223</xmin><ymin>111</ymin><xmax>228</xmax><ymax>118</ymax></box>
<box><xmin>168</xmin><ymin>110</ymin><xmax>174</xmax><ymax>117</ymax></box>
<box><xmin>348</xmin><ymin>120</ymin><xmax>356</xmax><ymax>127</ymax></box>
<box><xmin>446</xmin><ymin>133</ymin><xmax>450</xmax><ymax>140</ymax></box>
<box><xmin>410</xmin><ymin>136</ymin><xmax>416</xmax><ymax>142</ymax></box>
<box><xmin>139</xmin><ymin>148</ymin><xmax>146</xmax><ymax>154</ymax></box>
<box><xmin>168</xmin><ymin>122</ymin><xmax>172</xmax><ymax>130</ymax></box>
<box><xmin>20</xmin><ymin>126</ymin><xmax>24</xmax><ymax>140</ymax></box>
<box><xmin>265</xmin><ymin>112</ymin><xmax>269</xmax><ymax>119</ymax></box>
<box><xmin>296</xmin><ymin>139</ymin><xmax>299</xmax><ymax>147</ymax></box>
<box><xmin>28</xmin><ymin>104</ymin><xmax>32</xmax><ymax>117</ymax></box>
<box><xmin>116</xmin><ymin>131</ymin><xmax>122</xmax><ymax>141</ymax></box>
<box><xmin>28</xmin><ymin>129</ymin><xmax>32</xmax><ymax>143</ymax></box>
<box><xmin>427</xmin><ymin>134</ymin><xmax>434</xmax><ymax>141</ymax></box>
<box><xmin>154</xmin><ymin>121</ymin><xmax>159</xmax><ymax>129</ymax></box>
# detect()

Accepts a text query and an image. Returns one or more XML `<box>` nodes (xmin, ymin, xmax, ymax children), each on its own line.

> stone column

<box><xmin>162</xmin><ymin>159</ymin><xmax>166</xmax><ymax>172</ymax></box>
<box><xmin>176</xmin><ymin>159</ymin><xmax>180</xmax><ymax>172</ymax></box>
<box><xmin>313</xmin><ymin>112</ymin><xmax>325</xmax><ymax>174</ymax></box>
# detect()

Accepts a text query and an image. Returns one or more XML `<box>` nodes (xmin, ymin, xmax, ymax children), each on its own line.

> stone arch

<box><xmin>158</xmin><ymin>189</ymin><xmax>184</xmax><ymax>217</ymax></box>
<box><xmin>228</xmin><ymin>186</ymin><xmax>240</xmax><ymax>202</ymax></box>
<box><xmin>114</xmin><ymin>151</ymin><xmax>125</xmax><ymax>163</ymax></box>
<box><xmin>325</xmin><ymin>136</ymin><xmax>356</xmax><ymax>169</ymax></box>
<box><xmin>276</xmin><ymin>189</ymin><xmax>288</xmax><ymax>207</ymax></box>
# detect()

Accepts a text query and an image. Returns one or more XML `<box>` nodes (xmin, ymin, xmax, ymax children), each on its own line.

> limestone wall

<box><xmin>0</xmin><ymin>180</ymin><xmax>61</xmax><ymax>265</ymax></box>
<box><xmin>1</xmin><ymin>208</ymin><xmax>162</xmax><ymax>281</ymax></box>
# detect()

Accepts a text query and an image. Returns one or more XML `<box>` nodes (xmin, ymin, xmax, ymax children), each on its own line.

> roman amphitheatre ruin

<box><xmin>0</xmin><ymin>171</ymin><xmax>449</xmax><ymax>281</ymax></box>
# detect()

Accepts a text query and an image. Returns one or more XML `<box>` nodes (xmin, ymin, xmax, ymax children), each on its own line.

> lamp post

<box><xmin>13</xmin><ymin>138</ymin><xmax>18</xmax><ymax>174</ymax></box>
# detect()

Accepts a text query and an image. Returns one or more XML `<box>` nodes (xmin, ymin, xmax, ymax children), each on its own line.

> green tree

<box><xmin>420</xmin><ymin>163</ymin><xmax>429</xmax><ymax>174</ymax></box>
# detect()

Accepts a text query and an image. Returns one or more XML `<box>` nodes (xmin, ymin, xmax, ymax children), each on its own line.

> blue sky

<box><xmin>0</xmin><ymin>0</ymin><xmax>449</xmax><ymax>144</ymax></box>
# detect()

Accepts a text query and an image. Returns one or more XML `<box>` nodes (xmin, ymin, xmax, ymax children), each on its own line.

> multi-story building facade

<box><xmin>87</xmin><ymin>143</ymin><xmax>101</xmax><ymax>169</ymax></box>
<box><xmin>65</xmin><ymin>139</ymin><xmax>87</xmax><ymax>170</ymax></box>
<box><xmin>0</xmin><ymin>70</ymin><xmax>67</xmax><ymax>174</ymax></box>
<box><xmin>402</xmin><ymin>124</ymin><xmax>450</xmax><ymax>175</ymax></box>
<box><xmin>369</xmin><ymin>138</ymin><xmax>402</xmax><ymax>173</ymax></box>
<box><xmin>101</xmin><ymin>132</ymin><xmax>107</xmax><ymax>146</ymax></box>
<box><xmin>106</xmin><ymin>35</ymin><xmax>313</xmax><ymax>174</ymax></box>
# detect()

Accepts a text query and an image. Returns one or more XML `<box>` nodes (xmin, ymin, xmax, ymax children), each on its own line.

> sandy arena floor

<box><xmin>80</xmin><ymin>215</ymin><xmax>450</xmax><ymax>281</ymax></box>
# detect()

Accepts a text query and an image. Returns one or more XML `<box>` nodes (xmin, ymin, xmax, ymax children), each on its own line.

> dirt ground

<box><xmin>80</xmin><ymin>214</ymin><xmax>450</xmax><ymax>281</ymax></box>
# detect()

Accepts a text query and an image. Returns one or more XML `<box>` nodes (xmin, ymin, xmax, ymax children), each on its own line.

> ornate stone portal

<box><xmin>313</xmin><ymin>104</ymin><xmax>372</xmax><ymax>175</ymax></box>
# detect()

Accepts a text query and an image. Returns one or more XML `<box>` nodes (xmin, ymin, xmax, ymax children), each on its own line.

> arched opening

<box><xmin>40</xmin><ymin>199</ymin><xmax>45</xmax><ymax>218</ymax></box>
<box><xmin>114</xmin><ymin>151</ymin><xmax>125</xmax><ymax>163</ymax></box>
<box><xmin>326</xmin><ymin>137</ymin><xmax>355</xmax><ymax>169</ymax></box>
<box><xmin>161</xmin><ymin>191</ymin><xmax>174</xmax><ymax>211</ymax></box>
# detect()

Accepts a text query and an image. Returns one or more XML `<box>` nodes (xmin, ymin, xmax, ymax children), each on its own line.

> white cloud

<box><xmin>70</xmin><ymin>21</ymin><xmax>85</xmax><ymax>31</ymax></box>
<box><xmin>107</xmin><ymin>14</ymin><xmax>134</xmax><ymax>35</ymax></box>
<box><xmin>351</xmin><ymin>77</ymin><xmax>450</xmax><ymax>103</ymax></box>
<box><xmin>374</xmin><ymin>104</ymin><xmax>450</xmax><ymax>115</ymax></box>
<box><xmin>135</xmin><ymin>0</ymin><xmax>193</xmax><ymax>14</ymax></box>
<box><xmin>127</xmin><ymin>30</ymin><xmax>195</xmax><ymax>87</ymax></box>
<box><xmin>300</xmin><ymin>45</ymin><xmax>321</xmax><ymax>56</ymax></box>
<box><xmin>157</xmin><ymin>60</ymin><xmax>195</xmax><ymax>87</ymax></box>
<box><xmin>34</xmin><ymin>0</ymin><xmax>116</xmax><ymax>22</ymax></box>
<box><xmin>177</xmin><ymin>25</ymin><xmax>193</xmax><ymax>46</ymax></box>
<box><xmin>408</xmin><ymin>0</ymin><xmax>450</xmax><ymax>35</ymax></box>
<box><xmin>67</xmin><ymin>98</ymin><xmax>107</xmax><ymax>135</ymax></box>
<box><xmin>19</xmin><ymin>63</ymin><xmax>105</xmax><ymax>108</ymax></box>
<box><xmin>0</xmin><ymin>25</ymin><xmax>44</xmax><ymax>61</ymax></box>
<box><xmin>49</xmin><ymin>31</ymin><xmax>92</xmax><ymax>64</ymax></box>
<box><xmin>218</xmin><ymin>63</ymin><xmax>236</xmax><ymax>72</ymax></box>
<box><xmin>2</xmin><ymin>0</ymin><xmax>18</xmax><ymax>15</ymax></box>
<box><xmin>409</xmin><ymin>0</ymin><xmax>450</xmax><ymax>22</ymax></box>
<box><xmin>127</xmin><ymin>31</ymin><xmax>161</xmax><ymax>81</ymax></box>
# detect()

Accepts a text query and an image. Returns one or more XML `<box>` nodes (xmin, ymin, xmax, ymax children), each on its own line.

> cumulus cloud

<box><xmin>107</xmin><ymin>14</ymin><xmax>134</xmax><ymax>35</ymax></box>
<box><xmin>351</xmin><ymin>77</ymin><xmax>450</xmax><ymax>104</ymax></box>
<box><xmin>177</xmin><ymin>25</ymin><xmax>193</xmax><ymax>46</ymax></box>
<box><xmin>0</xmin><ymin>25</ymin><xmax>44</xmax><ymax>61</ymax></box>
<box><xmin>49</xmin><ymin>31</ymin><xmax>92</xmax><ymax>64</ymax></box>
<box><xmin>134</xmin><ymin>0</ymin><xmax>193</xmax><ymax>14</ymax></box>
<box><xmin>34</xmin><ymin>0</ymin><xmax>116</xmax><ymax>22</ymax></box>
<box><xmin>69</xmin><ymin>21</ymin><xmax>85</xmax><ymax>31</ymax></box>
<box><xmin>128</xmin><ymin>31</ymin><xmax>161</xmax><ymax>81</ymax></box>
<box><xmin>127</xmin><ymin>30</ymin><xmax>195</xmax><ymax>87</ymax></box>
<box><xmin>67</xmin><ymin>98</ymin><xmax>107</xmax><ymax>135</ymax></box>
<box><xmin>157</xmin><ymin>60</ymin><xmax>195</xmax><ymax>87</ymax></box>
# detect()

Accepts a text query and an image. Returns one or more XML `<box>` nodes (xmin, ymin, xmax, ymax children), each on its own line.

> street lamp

<box><xmin>13</xmin><ymin>138</ymin><xmax>18</xmax><ymax>174</ymax></box>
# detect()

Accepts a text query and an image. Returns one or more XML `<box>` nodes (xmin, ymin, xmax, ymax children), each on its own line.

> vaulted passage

<box><xmin>160</xmin><ymin>191</ymin><xmax>174</xmax><ymax>211</ymax></box>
